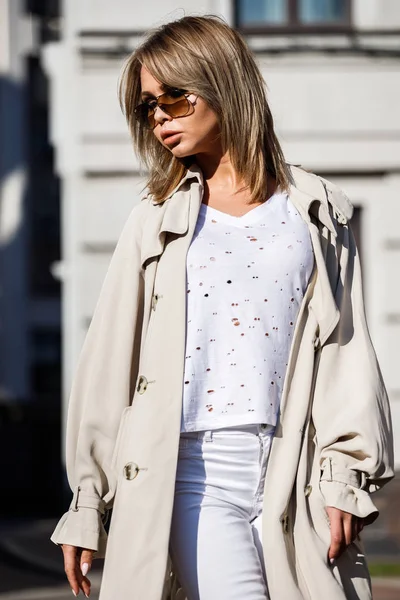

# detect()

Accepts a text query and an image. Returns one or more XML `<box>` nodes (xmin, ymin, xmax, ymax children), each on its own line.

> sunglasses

<box><xmin>134</xmin><ymin>88</ymin><xmax>196</xmax><ymax>130</ymax></box>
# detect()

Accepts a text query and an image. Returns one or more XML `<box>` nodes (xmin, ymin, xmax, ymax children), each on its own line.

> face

<box><xmin>139</xmin><ymin>65</ymin><xmax>221</xmax><ymax>159</ymax></box>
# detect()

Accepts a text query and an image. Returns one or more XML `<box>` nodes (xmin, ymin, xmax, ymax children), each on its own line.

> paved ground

<box><xmin>0</xmin><ymin>517</ymin><xmax>399</xmax><ymax>599</ymax></box>
<box><xmin>371</xmin><ymin>578</ymin><xmax>400</xmax><ymax>600</ymax></box>
<box><xmin>0</xmin><ymin>574</ymin><xmax>399</xmax><ymax>600</ymax></box>
<box><xmin>0</xmin><ymin>578</ymin><xmax>101</xmax><ymax>600</ymax></box>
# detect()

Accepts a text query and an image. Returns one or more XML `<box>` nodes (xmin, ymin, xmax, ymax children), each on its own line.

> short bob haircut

<box><xmin>118</xmin><ymin>14</ymin><xmax>290</xmax><ymax>204</ymax></box>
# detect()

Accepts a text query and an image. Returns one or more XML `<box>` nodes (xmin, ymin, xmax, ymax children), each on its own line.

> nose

<box><xmin>153</xmin><ymin>105</ymin><xmax>173</xmax><ymax>127</ymax></box>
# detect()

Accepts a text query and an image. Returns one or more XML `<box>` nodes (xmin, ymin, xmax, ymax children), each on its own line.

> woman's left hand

<box><xmin>325</xmin><ymin>506</ymin><xmax>364</xmax><ymax>564</ymax></box>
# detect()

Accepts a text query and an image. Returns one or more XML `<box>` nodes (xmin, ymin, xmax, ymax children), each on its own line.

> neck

<box><xmin>194</xmin><ymin>151</ymin><xmax>246</xmax><ymax>194</ymax></box>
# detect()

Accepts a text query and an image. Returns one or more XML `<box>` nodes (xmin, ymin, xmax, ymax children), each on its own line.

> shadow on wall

<box><xmin>0</xmin><ymin>74</ymin><xmax>29</xmax><ymax>400</ymax></box>
<box><xmin>0</xmin><ymin>72</ymin><xmax>63</xmax><ymax>519</ymax></box>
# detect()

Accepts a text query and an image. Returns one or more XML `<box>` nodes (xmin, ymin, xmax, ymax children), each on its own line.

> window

<box><xmin>235</xmin><ymin>0</ymin><xmax>351</xmax><ymax>32</ymax></box>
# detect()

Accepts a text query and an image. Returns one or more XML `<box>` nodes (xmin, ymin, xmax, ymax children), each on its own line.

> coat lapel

<box><xmin>140</xmin><ymin>164</ymin><xmax>203</xmax><ymax>268</ymax></box>
<box><xmin>288</xmin><ymin>176</ymin><xmax>340</xmax><ymax>347</ymax></box>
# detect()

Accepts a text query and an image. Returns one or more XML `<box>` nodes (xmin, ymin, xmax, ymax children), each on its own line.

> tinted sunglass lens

<box><xmin>147</xmin><ymin>111</ymin><xmax>155</xmax><ymax>129</ymax></box>
<box><xmin>134</xmin><ymin>104</ymin><xmax>151</xmax><ymax>128</ymax></box>
<box><xmin>135</xmin><ymin>105</ymin><xmax>159</xmax><ymax>129</ymax></box>
<box><xmin>135</xmin><ymin>92</ymin><xmax>191</xmax><ymax>129</ymax></box>
<box><xmin>161</xmin><ymin>97</ymin><xmax>190</xmax><ymax>118</ymax></box>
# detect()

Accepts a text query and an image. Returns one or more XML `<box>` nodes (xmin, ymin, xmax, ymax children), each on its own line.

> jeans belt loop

<box><xmin>204</xmin><ymin>430</ymin><xmax>213</xmax><ymax>442</ymax></box>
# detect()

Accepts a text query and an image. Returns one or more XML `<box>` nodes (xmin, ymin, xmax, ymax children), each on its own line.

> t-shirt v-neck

<box><xmin>199</xmin><ymin>190</ymin><xmax>281</xmax><ymax>228</ymax></box>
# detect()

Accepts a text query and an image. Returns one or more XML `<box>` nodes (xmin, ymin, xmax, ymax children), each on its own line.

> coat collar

<box><xmin>287</xmin><ymin>165</ymin><xmax>353</xmax><ymax>237</ymax></box>
<box><xmin>145</xmin><ymin>162</ymin><xmax>353</xmax><ymax>240</ymax></box>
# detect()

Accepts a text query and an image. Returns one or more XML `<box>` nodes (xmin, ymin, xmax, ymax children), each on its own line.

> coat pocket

<box><xmin>110</xmin><ymin>406</ymin><xmax>132</xmax><ymax>475</ymax></box>
<box><xmin>306</xmin><ymin>439</ymin><xmax>332</xmax><ymax>558</ymax></box>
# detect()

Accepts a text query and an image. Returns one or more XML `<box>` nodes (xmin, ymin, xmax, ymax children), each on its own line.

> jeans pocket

<box><xmin>178</xmin><ymin>434</ymin><xmax>203</xmax><ymax>459</ymax></box>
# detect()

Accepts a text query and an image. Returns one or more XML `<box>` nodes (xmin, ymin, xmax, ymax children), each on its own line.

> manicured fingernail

<box><xmin>81</xmin><ymin>563</ymin><xmax>89</xmax><ymax>576</ymax></box>
<box><xmin>85</xmin><ymin>594</ymin><xmax>89</xmax><ymax>599</ymax></box>
<box><xmin>71</xmin><ymin>591</ymin><xmax>77</xmax><ymax>597</ymax></box>
<box><xmin>330</xmin><ymin>558</ymin><xmax>335</xmax><ymax>565</ymax></box>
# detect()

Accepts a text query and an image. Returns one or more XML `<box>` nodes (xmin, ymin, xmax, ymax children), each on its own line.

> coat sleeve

<box><xmin>50</xmin><ymin>200</ymin><xmax>148</xmax><ymax>556</ymax></box>
<box><xmin>312</xmin><ymin>218</ymin><xmax>394</xmax><ymax>525</ymax></box>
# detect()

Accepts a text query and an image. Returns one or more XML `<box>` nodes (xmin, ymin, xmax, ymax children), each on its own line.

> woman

<box><xmin>50</xmin><ymin>14</ymin><xmax>394</xmax><ymax>600</ymax></box>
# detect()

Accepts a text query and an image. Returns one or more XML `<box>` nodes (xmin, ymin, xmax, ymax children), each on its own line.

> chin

<box><xmin>170</xmin><ymin>145</ymin><xmax>193</xmax><ymax>158</ymax></box>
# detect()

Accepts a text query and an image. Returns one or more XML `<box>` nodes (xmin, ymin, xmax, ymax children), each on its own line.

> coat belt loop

<box><xmin>328</xmin><ymin>457</ymin><xmax>333</xmax><ymax>481</ymax></box>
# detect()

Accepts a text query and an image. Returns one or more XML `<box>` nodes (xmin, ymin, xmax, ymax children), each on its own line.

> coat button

<box><xmin>305</xmin><ymin>484</ymin><xmax>312</xmax><ymax>497</ymax></box>
<box><xmin>123</xmin><ymin>462</ymin><xmax>140</xmax><ymax>480</ymax></box>
<box><xmin>136</xmin><ymin>375</ymin><xmax>148</xmax><ymax>394</ymax></box>
<box><xmin>151</xmin><ymin>293</ymin><xmax>163</xmax><ymax>311</ymax></box>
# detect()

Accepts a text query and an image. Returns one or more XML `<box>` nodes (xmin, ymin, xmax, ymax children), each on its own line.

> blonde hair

<box><xmin>118</xmin><ymin>14</ymin><xmax>290</xmax><ymax>204</ymax></box>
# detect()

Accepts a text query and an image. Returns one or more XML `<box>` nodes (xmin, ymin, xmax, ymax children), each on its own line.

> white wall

<box><xmin>353</xmin><ymin>0</ymin><xmax>400</xmax><ymax>29</ymax></box>
<box><xmin>64</xmin><ymin>0</ymin><xmax>230</xmax><ymax>34</ymax></box>
<box><xmin>262</xmin><ymin>55</ymin><xmax>400</xmax><ymax>171</ymax></box>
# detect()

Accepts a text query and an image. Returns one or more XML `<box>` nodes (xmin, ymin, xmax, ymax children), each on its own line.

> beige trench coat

<box><xmin>51</xmin><ymin>163</ymin><xmax>394</xmax><ymax>600</ymax></box>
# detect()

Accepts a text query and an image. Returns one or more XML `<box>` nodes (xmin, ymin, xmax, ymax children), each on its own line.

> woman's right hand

<box><xmin>61</xmin><ymin>544</ymin><xmax>95</xmax><ymax>597</ymax></box>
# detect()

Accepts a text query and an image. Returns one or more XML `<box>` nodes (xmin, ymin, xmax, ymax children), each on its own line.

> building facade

<box><xmin>40</xmin><ymin>0</ymin><xmax>400</xmax><ymax>466</ymax></box>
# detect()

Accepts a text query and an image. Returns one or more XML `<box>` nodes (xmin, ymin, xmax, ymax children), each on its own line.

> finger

<box><xmin>351</xmin><ymin>517</ymin><xmax>359</xmax><ymax>544</ymax></box>
<box><xmin>62</xmin><ymin>545</ymin><xmax>81</xmax><ymax>596</ymax></box>
<box><xmin>80</xmin><ymin>549</ymin><xmax>94</xmax><ymax>578</ymax></box>
<box><xmin>328</xmin><ymin>511</ymin><xmax>345</xmax><ymax>561</ymax></box>
<box><xmin>343</xmin><ymin>514</ymin><xmax>353</xmax><ymax>547</ymax></box>
<box><xmin>74</xmin><ymin>553</ymin><xmax>91</xmax><ymax>598</ymax></box>
<box><xmin>81</xmin><ymin>575</ymin><xmax>91</xmax><ymax>598</ymax></box>
<box><xmin>80</xmin><ymin>550</ymin><xmax>95</xmax><ymax>596</ymax></box>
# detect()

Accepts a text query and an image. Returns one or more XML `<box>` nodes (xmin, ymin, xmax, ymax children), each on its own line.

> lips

<box><xmin>161</xmin><ymin>130</ymin><xmax>181</xmax><ymax>141</ymax></box>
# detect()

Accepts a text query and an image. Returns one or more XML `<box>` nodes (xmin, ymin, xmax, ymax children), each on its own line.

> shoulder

<box><xmin>120</xmin><ymin>192</ymin><xmax>154</xmax><ymax>235</ymax></box>
<box><xmin>108</xmin><ymin>193</ymin><xmax>155</xmax><ymax>263</ymax></box>
<box><xmin>288</xmin><ymin>164</ymin><xmax>354</xmax><ymax>226</ymax></box>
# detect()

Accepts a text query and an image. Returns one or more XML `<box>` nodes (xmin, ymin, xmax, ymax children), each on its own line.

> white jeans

<box><xmin>169</xmin><ymin>423</ymin><xmax>275</xmax><ymax>600</ymax></box>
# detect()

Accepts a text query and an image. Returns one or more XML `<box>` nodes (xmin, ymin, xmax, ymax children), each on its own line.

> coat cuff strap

<box><xmin>320</xmin><ymin>457</ymin><xmax>367</xmax><ymax>488</ymax></box>
<box><xmin>50</xmin><ymin>487</ymin><xmax>108</xmax><ymax>557</ymax></box>
<box><xmin>319</xmin><ymin>458</ymin><xmax>379</xmax><ymax>524</ymax></box>
<box><xmin>69</xmin><ymin>486</ymin><xmax>107</xmax><ymax>515</ymax></box>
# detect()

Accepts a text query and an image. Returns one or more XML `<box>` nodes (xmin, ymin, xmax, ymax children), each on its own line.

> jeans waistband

<box><xmin>181</xmin><ymin>423</ymin><xmax>276</xmax><ymax>441</ymax></box>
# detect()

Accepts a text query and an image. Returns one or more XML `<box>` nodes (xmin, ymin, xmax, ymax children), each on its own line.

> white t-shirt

<box><xmin>180</xmin><ymin>191</ymin><xmax>314</xmax><ymax>432</ymax></box>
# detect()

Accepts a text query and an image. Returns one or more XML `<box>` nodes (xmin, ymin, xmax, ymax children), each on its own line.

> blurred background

<box><xmin>0</xmin><ymin>1</ymin><xmax>399</xmax><ymax>598</ymax></box>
